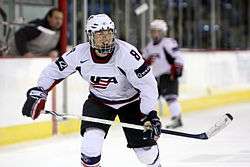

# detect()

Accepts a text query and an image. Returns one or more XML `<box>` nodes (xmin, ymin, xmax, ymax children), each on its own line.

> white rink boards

<box><xmin>0</xmin><ymin>102</ymin><xmax>250</xmax><ymax>167</ymax></box>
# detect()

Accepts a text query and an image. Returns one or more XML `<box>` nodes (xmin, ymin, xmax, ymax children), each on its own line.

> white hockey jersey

<box><xmin>142</xmin><ymin>37</ymin><xmax>184</xmax><ymax>77</ymax></box>
<box><xmin>37</xmin><ymin>39</ymin><xmax>158</xmax><ymax>115</ymax></box>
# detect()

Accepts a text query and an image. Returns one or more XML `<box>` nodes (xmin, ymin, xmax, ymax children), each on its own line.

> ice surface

<box><xmin>0</xmin><ymin>102</ymin><xmax>250</xmax><ymax>167</ymax></box>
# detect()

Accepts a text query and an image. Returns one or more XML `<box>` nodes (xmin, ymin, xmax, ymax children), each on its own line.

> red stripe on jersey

<box><xmin>93</xmin><ymin>85</ymin><xmax>107</xmax><ymax>89</ymax></box>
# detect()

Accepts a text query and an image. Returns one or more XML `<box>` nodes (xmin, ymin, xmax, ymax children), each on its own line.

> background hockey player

<box><xmin>143</xmin><ymin>19</ymin><xmax>184</xmax><ymax>129</ymax></box>
<box><xmin>21</xmin><ymin>14</ymin><xmax>162</xmax><ymax>167</ymax></box>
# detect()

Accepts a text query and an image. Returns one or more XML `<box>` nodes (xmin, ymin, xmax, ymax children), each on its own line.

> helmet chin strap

<box><xmin>94</xmin><ymin>45</ymin><xmax>115</xmax><ymax>57</ymax></box>
<box><xmin>94</xmin><ymin>43</ymin><xmax>115</xmax><ymax>55</ymax></box>
<box><xmin>95</xmin><ymin>49</ymin><xmax>108</xmax><ymax>57</ymax></box>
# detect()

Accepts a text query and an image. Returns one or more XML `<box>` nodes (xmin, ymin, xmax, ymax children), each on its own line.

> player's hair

<box><xmin>45</xmin><ymin>8</ymin><xmax>63</xmax><ymax>20</ymax></box>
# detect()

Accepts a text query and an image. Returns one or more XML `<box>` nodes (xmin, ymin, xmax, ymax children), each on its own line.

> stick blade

<box><xmin>205</xmin><ymin>113</ymin><xmax>233</xmax><ymax>139</ymax></box>
<box><xmin>225</xmin><ymin>113</ymin><xmax>233</xmax><ymax>121</ymax></box>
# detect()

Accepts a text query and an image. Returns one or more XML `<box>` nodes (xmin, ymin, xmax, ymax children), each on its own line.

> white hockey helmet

<box><xmin>85</xmin><ymin>14</ymin><xmax>115</xmax><ymax>54</ymax></box>
<box><xmin>150</xmin><ymin>19</ymin><xmax>168</xmax><ymax>35</ymax></box>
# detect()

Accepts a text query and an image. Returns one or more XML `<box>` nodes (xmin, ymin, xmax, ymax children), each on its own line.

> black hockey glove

<box><xmin>141</xmin><ymin>110</ymin><xmax>161</xmax><ymax>141</ymax></box>
<box><xmin>22</xmin><ymin>87</ymin><xmax>47</xmax><ymax>120</ymax></box>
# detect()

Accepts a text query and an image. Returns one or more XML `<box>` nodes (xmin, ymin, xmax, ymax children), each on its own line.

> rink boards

<box><xmin>1</xmin><ymin>50</ymin><xmax>250</xmax><ymax>146</ymax></box>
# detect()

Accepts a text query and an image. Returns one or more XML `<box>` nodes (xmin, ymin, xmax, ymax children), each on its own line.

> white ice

<box><xmin>0</xmin><ymin>102</ymin><xmax>250</xmax><ymax>167</ymax></box>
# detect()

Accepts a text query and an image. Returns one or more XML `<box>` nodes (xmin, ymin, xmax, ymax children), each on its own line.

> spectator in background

<box><xmin>7</xmin><ymin>8</ymin><xmax>63</xmax><ymax>58</ymax></box>
<box><xmin>0</xmin><ymin>6</ymin><xmax>7</xmax><ymax>56</ymax></box>
<box><xmin>142</xmin><ymin>19</ymin><xmax>184</xmax><ymax>129</ymax></box>
<box><xmin>0</xmin><ymin>6</ymin><xmax>7</xmax><ymax>36</ymax></box>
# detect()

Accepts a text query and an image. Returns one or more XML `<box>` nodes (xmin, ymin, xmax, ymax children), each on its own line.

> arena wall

<box><xmin>1</xmin><ymin>50</ymin><xmax>250</xmax><ymax>146</ymax></box>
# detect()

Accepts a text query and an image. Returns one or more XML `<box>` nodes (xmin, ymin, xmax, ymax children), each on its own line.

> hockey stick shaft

<box><xmin>44</xmin><ymin>110</ymin><xmax>145</xmax><ymax>130</ymax></box>
<box><xmin>43</xmin><ymin>110</ymin><xmax>233</xmax><ymax>140</ymax></box>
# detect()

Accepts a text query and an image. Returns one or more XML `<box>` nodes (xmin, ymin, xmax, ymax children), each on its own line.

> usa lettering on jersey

<box><xmin>90</xmin><ymin>76</ymin><xmax>118</xmax><ymax>89</ymax></box>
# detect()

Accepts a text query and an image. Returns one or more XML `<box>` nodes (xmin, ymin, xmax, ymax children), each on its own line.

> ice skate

<box><xmin>165</xmin><ymin>116</ymin><xmax>183</xmax><ymax>129</ymax></box>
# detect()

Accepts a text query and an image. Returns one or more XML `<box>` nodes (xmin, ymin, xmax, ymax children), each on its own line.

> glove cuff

<box><xmin>27</xmin><ymin>87</ymin><xmax>47</xmax><ymax>98</ymax></box>
<box><xmin>148</xmin><ymin>110</ymin><xmax>158</xmax><ymax>119</ymax></box>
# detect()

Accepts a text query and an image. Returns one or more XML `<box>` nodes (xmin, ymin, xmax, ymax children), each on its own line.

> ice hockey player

<box><xmin>142</xmin><ymin>19</ymin><xmax>184</xmax><ymax>129</ymax></box>
<box><xmin>21</xmin><ymin>14</ymin><xmax>162</xmax><ymax>167</ymax></box>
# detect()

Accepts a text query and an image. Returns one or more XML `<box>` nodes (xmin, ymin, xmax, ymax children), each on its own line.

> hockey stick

<box><xmin>43</xmin><ymin>110</ymin><xmax>233</xmax><ymax>140</ymax></box>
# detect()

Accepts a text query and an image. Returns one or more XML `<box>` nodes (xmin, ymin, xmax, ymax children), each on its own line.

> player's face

<box><xmin>94</xmin><ymin>29</ymin><xmax>113</xmax><ymax>49</ymax></box>
<box><xmin>150</xmin><ymin>29</ymin><xmax>162</xmax><ymax>42</ymax></box>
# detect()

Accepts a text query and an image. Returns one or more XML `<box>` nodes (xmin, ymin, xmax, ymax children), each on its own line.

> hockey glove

<box><xmin>142</xmin><ymin>110</ymin><xmax>161</xmax><ymax>141</ymax></box>
<box><xmin>22</xmin><ymin>87</ymin><xmax>47</xmax><ymax>120</ymax></box>
<box><xmin>170</xmin><ymin>63</ymin><xmax>183</xmax><ymax>80</ymax></box>
<box><xmin>144</xmin><ymin>55</ymin><xmax>157</xmax><ymax>65</ymax></box>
